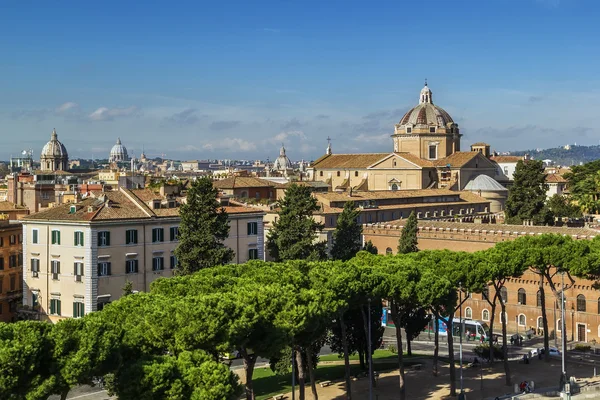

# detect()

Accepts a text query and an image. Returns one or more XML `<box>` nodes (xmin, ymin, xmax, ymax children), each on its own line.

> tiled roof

<box><xmin>0</xmin><ymin>201</ymin><xmax>28</xmax><ymax>211</ymax></box>
<box><xmin>311</xmin><ymin>153</ymin><xmax>390</xmax><ymax>169</ymax></box>
<box><xmin>393</xmin><ymin>152</ymin><xmax>434</xmax><ymax>167</ymax></box>
<box><xmin>213</xmin><ymin>176</ymin><xmax>276</xmax><ymax>189</ymax></box>
<box><xmin>315</xmin><ymin>189</ymin><xmax>467</xmax><ymax>203</ymax></box>
<box><xmin>224</xmin><ymin>206</ymin><xmax>265</xmax><ymax>215</ymax></box>
<box><xmin>471</xmin><ymin>142</ymin><xmax>489</xmax><ymax>146</ymax></box>
<box><xmin>546</xmin><ymin>173</ymin><xmax>567</xmax><ymax>183</ymax></box>
<box><xmin>434</xmin><ymin>151</ymin><xmax>480</xmax><ymax>168</ymax></box>
<box><xmin>490</xmin><ymin>155</ymin><xmax>524</xmax><ymax>163</ymax></box>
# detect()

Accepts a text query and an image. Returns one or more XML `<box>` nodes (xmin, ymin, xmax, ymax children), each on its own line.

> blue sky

<box><xmin>1</xmin><ymin>0</ymin><xmax>599</xmax><ymax>161</ymax></box>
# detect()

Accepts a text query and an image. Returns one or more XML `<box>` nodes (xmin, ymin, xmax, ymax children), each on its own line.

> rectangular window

<box><xmin>248</xmin><ymin>248</ymin><xmax>259</xmax><ymax>260</ymax></box>
<box><xmin>126</xmin><ymin>259</ymin><xmax>139</xmax><ymax>274</ymax></box>
<box><xmin>406</xmin><ymin>127</ymin><xmax>412</xmax><ymax>133</ymax></box>
<box><xmin>0</xmin><ymin>304</ymin><xmax>2</xmax><ymax>314</ymax></box>
<box><xmin>18</xmin><ymin>233</ymin><xmax>22</xmax><ymax>244</ymax></box>
<box><xmin>170</xmin><ymin>255</ymin><xmax>177</xmax><ymax>269</ymax></box>
<box><xmin>31</xmin><ymin>259</ymin><xmax>40</xmax><ymax>277</ymax></box>
<box><xmin>319</xmin><ymin>171</ymin><xmax>323</xmax><ymax>177</ymax></box>
<box><xmin>0</xmin><ymin>237</ymin><xmax>3</xmax><ymax>247</ymax></box>
<box><xmin>10</xmin><ymin>235</ymin><xmax>16</xmax><ymax>245</ymax></box>
<box><xmin>429</xmin><ymin>127</ymin><xmax>436</xmax><ymax>133</ymax></box>
<box><xmin>429</xmin><ymin>145</ymin><xmax>437</xmax><ymax>160</ymax></box>
<box><xmin>0</xmin><ymin>277</ymin><xmax>2</xmax><ymax>293</ymax></box>
<box><xmin>73</xmin><ymin>301</ymin><xmax>85</xmax><ymax>318</ymax></box>
<box><xmin>32</xmin><ymin>292</ymin><xmax>39</xmax><ymax>307</ymax></box>
<box><xmin>51</xmin><ymin>230</ymin><xmax>61</xmax><ymax>245</ymax></box>
<box><xmin>169</xmin><ymin>226</ymin><xmax>179</xmax><ymax>241</ymax></box>
<box><xmin>50</xmin><ymin>299</ymin><xmax>62</xmax><ymax>316</ymax></box>
<box><xmin>32</xmin><ymin>229</ymin><xmax>39</xmax><ymax>244</ymax></box>
<box><xmin>74</xmin><ymin>262</ymin><xmax>84</xmax><ymax>282</ymax></box>
<box><xmin>51</xmin><ymin>260</ymin><xmax>61</xmax><ymax>280</ymax></box>
<box><xmin>337</xmin><ymin>171</ymin><xmax>340</xmax><ymax>177</ymax></box>
<box><xmin>98</xmin><ymin>231</ymin><xmax>110</xmax><ymax>247</ymax></box>
<box><xmin>152</xmin><ymin>257</ymin><xmax>164</xmax><ymax>271</ymax></box>
<box><xmin>9</xmin><ymin>255</ymin><xmax>17</xmax><ymax>268</ymax></box>
<box><xmin>98</xmin><ymin>262</ymin><xmax>111</xmax><ymax>276</ymax></box>
<box><xmin>0</xmin><ymin>257</ymin><xmax>3</xmax><ymax>270</ymax></box>
<box><xmin>152</xmin><ymin>228</ymin><xmax>164</xmax><ymax>243</ymax></box>
<box><xmin>97</xmin><ymin>301</ymin><xmax>111</xmax><ymax>311</ymax></box>
<box><xmin>18</xmin><ymin>253</ymin><xmax>22</xmax><ymax>267</ymax></box>
<box><xmin>125</xmin><ymin>229</ymin><xmax>138</xmax><ymax>245</ymax></box>
<box><xmin>9</xmin><ymin>274</ymin><xmax>15</xmax><ymax>291</ymax></box>
<box><xmin>74</xmin><ymin>231</ymin><xmax>84</xmax><ymax>246</ymax></box>
<box><xmin>247</xmin><ymin>222</ymin><xmax>258</xmax><ymax>236</ymax></box>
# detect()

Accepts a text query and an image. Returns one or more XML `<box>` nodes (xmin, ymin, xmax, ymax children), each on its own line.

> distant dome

<box><xmin>464</xmin><ymin>174</ymin><xmax>508</xmax><ymax>192</ymax></box>
<box><xmin>273</xmin><ymin>145</ymin><xmax>293</xmax><ymax>171</ymax></box>
<box><xmin>109</xmin><ymin>138</ymin><xmax>129</xmax><ymax>162</ymax></box>
<box><xmin>398</xmin><ymin>83</ymin><xmax>455</xmax><ymax>128</ymax></box>
<box><xmin>40</xmin><ymin>128</ymin><xmax>69</xmax><ymax>172</ymax></box>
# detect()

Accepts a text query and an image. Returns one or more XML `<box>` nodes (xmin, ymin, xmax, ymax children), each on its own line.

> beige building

<box><xmin>21</xmin><ymin>187</ymin><xmax>265</xmax><ymax>322</ymax></box>
<box><xmin>40</xmin><ymin>129</ymin><xmax>69</xmax><ymax>173</ymax></box>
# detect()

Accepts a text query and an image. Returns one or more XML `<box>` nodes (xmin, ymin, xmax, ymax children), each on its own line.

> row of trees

<box><xmin>3</xmin><ymin>233</ymin><xmax>599</xmax><ymax>400</ymax></box>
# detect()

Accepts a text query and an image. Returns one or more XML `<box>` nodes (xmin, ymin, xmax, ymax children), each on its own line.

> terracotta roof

<box><xmin>434</xmin><ymin>152</ymin><xmax>480</xmax><ymax>168</ymax></box>
<box><xmin>224</xmin><ymin>206</ymin><xmax>265</xmax><ymax>215</ymax></box>
<box><xmin>315</xmin><ymin>189</ymin><xmax>469</xmax><ymax>203</ymax></box>
<box><xmin>392</xmin><ymin>152</ymin><xmax>434</xmax><ymax>167</ymax></box>
<box><xmin>311</xmin><ymin>153</ymin><xmax>390</xmax><ymax>169</ymax></box>
<box><xmin>471</xmin><ymin>142</ymin><xmax>489</xmax><ymax>146</ymax></box>
<box><xmin>0</xmin><ymin>201</ymin><xmax>28</xmax><ymax>211</ymax></box>
<box><xmin>213</xmin><ymin>176</ymin><xmax>276</xmax><ymax>189</ymax></box>
<box><xmin>546</xmin><ymin>173</ymin><xmax>567</xmax><ymax>183</ymax></box>
<box><xmin>490</xmin><ymin>155</ymin><xmax>523</xmax><ymax>163</ymax></box>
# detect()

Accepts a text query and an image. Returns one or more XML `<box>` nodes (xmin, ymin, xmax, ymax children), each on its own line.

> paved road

<box><xmin>47</xmin><ymin>385</ymin><xmax>113</xmax><ymax>400</ymax></box>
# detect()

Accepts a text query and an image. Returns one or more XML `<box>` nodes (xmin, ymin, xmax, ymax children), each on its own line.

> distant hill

<box><xmin>509</xmin><ymin>145</ymin><xmax>600</xmax><ymax>166</ymax></box>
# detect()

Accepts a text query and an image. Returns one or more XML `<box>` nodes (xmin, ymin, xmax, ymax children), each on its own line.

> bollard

<box><xmin>530</xmin><ymin>381</ymin><xmax>535</xmax><ymax>391</ymax></box>
<box><xmin>514</xmin><ymin>383</ymin><xmax>519</xmax><ymax>393</ymax></box>
<box><xmin>595</xmin><ymin>367</ymin><xmax>597</xmax><ymax>377</ymax></box>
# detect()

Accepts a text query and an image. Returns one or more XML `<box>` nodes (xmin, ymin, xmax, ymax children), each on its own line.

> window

<box><xmin>9</xmin><ymin>255</ymin><xmax>17</xmax><ymax>268</ymax></box>
<box><xmin>50</xmin><ymin>299</ymin><xmax>62</xmax><ymax>316</ymax></box>
<box><xmin>355</xmin><ymin>171</ymin><xmax>359</xmax><ymax>177</ymax></box>
<box><xmin>9</xmin><ymin>274</ymin><xmax>15</xmax><ymax>291</ymax></box>
<box><xmin>482</xmin><ymin>309</ymin><xmax>490</xmax><ymax>321</ymax></box>
<box><xmin>152</xmin><ymin>257</ymin><xmax>164</xmax><ymax>271</ymax></box>
<box><xmin>97</xmin><ymin>299</ymin><xmax>111</xmax><ymax>311</ymax></box>
<box><xmin>500</xmin><ymin>287</ymin><xmax>508</xmax><ymax>303</ymax></box>
<box><xmin>518</xmin><ymin>314</ymin><xmax>526</xmax><ymax>326</ymax></box>
<box><xmin>248</xmin><ymin>249</ymin><xmax>259</xmax><ymax>260</ymax></box>
<box><xmin>428</xmin><ymin>145</ymin><xmax>437</xmax><ymax>160</ymax></box>
<box><xmin>577</xmin><ymin>294</ymin><xmax>586</xmax><ymax>312</ymax></box>
<box><xmin>247</xmin><ymin>222</ymin><xmax>258</xmax><ymax>236</ymax></box>
<box><xmin>337</xmin><ymin>171</ymin><xmax>340</xmax><ymax>177</ymax></box>
<box><xmin>319</xmin><ymin>171</ymin><xmax>323</xmax><ymax>177</ymax></box>
<box><xmin>386</xmin><ymin>247</ymin><xmax>393</xmax><ymax>255</ymax></box>
<box><xmin>557</xmin><ymin>319</ymin><xmax>562</xmax><ymax>332</ymax></box>
<box><xmin>518</xmin><ymin>288</ymin><xmax>526</xmax><ymax>305</ymax></box>
<box><xmin>503</xmin><ymin>166</ymin><xmax>509</xmax><ymax>175</ymax></box>
<box><xmin>0</xmin><ymin>277</ymin><xmax>2</xmax><ymax>293</ymax></box>
<box><xmin>391</xmin><ymin>183</ymin><xmax>398</xmax><ymax>191</ymax></box>
<box><xmin>393</xmin><ymin>160</ymin><xmax>397</xmax><ymax>167</ymax></box>
<box><xmin>537</xmin><ymin>316</ymin><xmax>544</xmax><ymax>329</ymax></box>
<box><xmin>32</xmin><ymin>229</ymin><xmax>39</xmax><ymax>244</ymax></box>
<box><xmin>74</xmin><ymin>262</ymin><xmax>84</xmax><ymax>282</ymax></box>
<box><xmin>73</xmin><ymin>301</ymin><xmax>85</xmax><ymax>318</ymax></box>
<box><xmin>0</xmin><ymin>304</ymin><xmax>2</xmax><ymax>314</ymax></box>
<box><xmin>32</xmin><ymin>292</ymin><xmax>39</xmax><ymax>307</ymax></box>
<box><xmin>31</xmin><ymin>259</ymin><xmax>40</xmax><ymax>277</ymax></box>
<box><xmin>0</xmin><ymin>237</ymin><xmax>3</xmax><ymax>247</ymax></box>
<box><xmin>429</xmin><ymin>126</ymin><xmax>436</xmax><ymax>133</ymax></box>
<box><xmin>152</xmin><ymin>228</ymin><xmax>164</xmax><ymax>243</ymax></box>
<box><xmin>126</xmin><ymin>229</ymin><xmax>138</xmax><ymax>245</ymax></box>
<box><xmin>51</xmin><ymin>260</ymin><xmax>61</xmax><ymax>280</ymax></box>
<box><xmin>0</xmin><ymin>257</ymin><xmax>3</xmax><ymax>270</ymax></box>
<box><xmin>170</xmin><ymin>255</ymin><xmax>178</xmax><ymax>269</ymax></box>
<box><xmin>169</xmin><ymin>226</ymin><xmax>179</xmax><ymax>241</ymax></box>
<box><xmin>126</xmin><ymin>259</ymin><xmax>139</xmax><ymax>274</ymax></box>
<box><xmin>537</xmin><ymin>290</ymin><xmax>542</xmax><ymax>307</ymax></box>
<box><xmin>51</xmin><ymin>230</ymin><xmax>61</xmax><ymax>245</ymax></box>
<box><xmin>98</xmin><ymin>231</ymin><xmax>110</xmax><ymax>247</ymax></box>
<box><xmin>98</xmin><ymin>262</ymin><xmax>111</xmax><ymax>276</ymax></box>
<box><xmin>598</xmin><ymin>297</ymin><xmax>600</xmax><ymax>314</ymax></box>
<box><xmin>9</xmin><ymin>235</ymin><xmax>16</xmax><ymax>245</ymax></box>
<box><xmin>465</xmin><ymin>307</ymin><xmax>472</xmax><ymax>319</ymax></box>
<box><xmin>18</xmin><ymin>253</ymin><xmax>22</xmax><ymax>266</ymax></box>
<box><xmin>74</xmin><ymin>231</ymin><xmax>84</xmax><ymax>246</ymax></box>
<box><xmin>406</xmin><ymin>127</ymin><xmax>412</xmax><ymax>133</ymax></box>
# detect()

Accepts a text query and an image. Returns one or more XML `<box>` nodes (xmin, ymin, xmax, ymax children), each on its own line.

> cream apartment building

<box><xmin>21</xmin><ymin>187</ymin><xmax>265</xmax><ymax>322</ymax></box>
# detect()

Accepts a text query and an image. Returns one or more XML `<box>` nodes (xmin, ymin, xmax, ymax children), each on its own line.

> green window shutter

<box><xmin>152</xmin><ymin>229</ymin><xmax>156</xmax><ymax>242</ymax></box>
<box><xmin>51</xmin><ymin>231</ymin><xmax>55</xmax><ymax>244</ymax></box>
<box><xmin>73</xmin><ymin>302</ymin><xmax>77</xmax><ymax>318</ymax></box>
<box><xmin>133</xmin><ymin>230</ymin><xmax>138</xmax><ymax>243</ymax></box>
<box><xmin>107</xmin><ymin>262</ymin><xmax>111</xmax><ymax>275</ymax></box>
<box><xmin>97</xmin><ymin>232</ymin><xmax>101</xmax><ymax>245</ymax></box>
<box><xmin>134</xmin><ymin>260</ymin><xmax>139</xmax><ymax>273</ymax></box>
<box><xmin>57</xmin><ymin>231</ymin><xmax>61</xmax><ymax>245</ymax></box>
<box><xmin>57</xmin><ymin>262</ymin><xmax>60</xmax><ymax>274</ymax></box>
<box><xmin>32</xmin><ymin>230</ymin><xmax>38</xmax><ymax>243</ymax></box>
<box><xmin>106</xmin><ymin>232</ymin><xmax>110</xmax><ymax>246</ymax></box>
<box><xmin>57</xmin><ymin>300</ymin><xmax>61</xmax><ymax>316</ymax></box>
<box><xmin>247</xmin><ymin>222</ymin><xmax>251</xmax><ymax>235</ymax></box>
<box><xmin>50</xmin><ymin>300</ymin><xmax>55</xmax><ymax>314</ymax></box>
<box><xmin>80</xmin><ymin>303</ymin><xmax>85</xmax><ymax>317</ymax></box>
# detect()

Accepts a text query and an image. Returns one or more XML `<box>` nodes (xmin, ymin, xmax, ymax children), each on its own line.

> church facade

<box><xmin>307</xmin><ymin>83</ymin><xmax>501</xmax><ymax>196</ymax></box>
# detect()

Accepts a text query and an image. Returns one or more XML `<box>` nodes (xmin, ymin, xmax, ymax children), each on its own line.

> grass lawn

<box><xmin>253</xmin><ymin>354</ymin><xmax>421</xmax><ymax>400</ymax></box>
<box><xmin>319</xmin><ymin>349</ymin><xmax>410</xmax><ymax>362</ymax></box>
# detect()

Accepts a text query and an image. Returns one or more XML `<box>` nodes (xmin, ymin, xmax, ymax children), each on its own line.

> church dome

<box><xmin>464</xmin><ymin>174</ymin><xmax>508</xmax><ymax>192</ymax></box>
<box><xmin>109</xmin><ymin>138</ymin><xmax>128</xmax><ymax>162</ymax></box>
<box><xmin>397</xmin><ymin>83</ymin><xmax>455</xmax><ymax>128</ymax></box>
<box><xmin>41</xmin><ymin>128</ymin><xmax>68</xmax><ymax>159</ymax></box>
<box><xmin>273</xmin><ymin>145</ymin><xmax>293</xmax><ymax>171</ymax></box>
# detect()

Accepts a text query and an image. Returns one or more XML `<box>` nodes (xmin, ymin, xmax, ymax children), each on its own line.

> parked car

<box><xmin>531</xmin><ymin>346</ymin><xmax>561</xmax><ymax>357</ymax></box>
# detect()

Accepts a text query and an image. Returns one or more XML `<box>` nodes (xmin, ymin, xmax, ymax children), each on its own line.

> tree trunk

<box><xmin>489</xmin><ymin>301</ymin><xmax>496</xmax><ymax>363</ymax></box>
<box><xmin>296</xmin><ymin>347</ymin><xmax>306</xmax><ymax>400</ymax></box>
<box><xmin>539</xmin><ymin>275</ymin><xmax>550</xmax><ymax>362</ymax></box>
<box><xmin>407</xmin><ymin>336</ymin><xmax>412</xmax><ymax>356</ymax></box>
<box><xmin>433</xmin><ymin>314</ymin><xmax>439</xmax><ymax>377</ymax></box>
<box><xmin>60</xmin><ymin>389</ymin><xmax>69</xmax><ymax>400</ymax></box>
<box><xmin>358</xmin><ymin>348</ymin><xmax>365</xmax><ymax>370</ymax></box>
<box><xmin>392</xmin><ymin>301</ymin><xmax>406</xmax><ymax>400</ymax></box>
<box><xmin>500</xmin><ymin>302</ymin><xmax>511</xmax><ymax>386</ymax></box>
<box><xmin>339</xmin><ymin>311</ymin><xmax>352</xmax><ymax>399</ymax></box>
<box><xmin>241</xmin><ymin>347</ymin><xmax>257</xmax><ymax>400</ymax></box>
<box><xmin>446</xmin><ymin>318</ymin><xmax>457</xmax><ymax>397</ymax></box>
<box><xmin>305</xmin><ymin>346</ymin><xmax>319</xmax><ymax>400</ymax></box>
<box><xmin>360</xmin><ymin>304</ymin><xmax>376</xmax><ymax>388</ymax></box>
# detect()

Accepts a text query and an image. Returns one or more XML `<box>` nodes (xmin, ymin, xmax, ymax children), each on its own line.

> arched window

<box><xmin>518</xmin><ymin>314</ymin><xmax>526</xmax><ymax>326</ymax></box>
<box><xmin>500</xmin><ymin>287</ymin><xmax>508</xmax><ymax>304</ymax></box>
<box><xmin>465</xmin><ymin>307</ymin><xmax>472</xmax><ymax>319</ymax></box>
<box><xmin>597</xmin><ymin>297</ymin><xmax>600</xmax><ymax>314</ymax></box>
<box><xmin>518</xmin><ymin>288</ymin><xmax>526</xmax><ymax>305</ymax></box>
<box><xmin>577</xmin><ymin>294</ymin><xmax>586</xmax><ymax>312</ymax></box>
<box><xmin>391</xmin><ymin>183</ymin><xmax>398</xmax><ymax>191</ymax></box>
<box><xmin>482</xmin><ymin>309</ymin><xmax>490</xmax><ymax>321</ymax></box>
<box><xmin>537</xmin><ymin>316</ymin><xmax>543</xmax><ymax>329</ymax></box>
<box><xmin>386</xmin><ymin>247</ymin><xmax>393</xmax><ymax>255</ymax></box>
<box><xmin>537</xmin><ymin>290</ymin><xmax>542</xmax><ymax>307</ymax></box>
<box><xmin>557</xmin><ymin>319</ymin><xmax>562</xmax><ymax>332</ymax></box>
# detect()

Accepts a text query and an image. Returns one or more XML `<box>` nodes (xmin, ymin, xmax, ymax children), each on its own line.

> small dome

<box><xmin>397</xmin><ymin>83</ymin><xmax>455</xmax><ymax>128</ymax></box>
<box><xmin>273</xmin><ymin>145</ymin><xmax>293</xmax><ymax>171</ymax></box>
<box><xmin>464</xmin><ymin>174</ymin><xmax>508</xmax><ymax>192</ymax></box>
<box><xmin>109</xmin><ymin>138</ymin><xmax>129</xmax><ymax>162</ymax></box>
<box><xmin>41</xmin><ymin>128</ymin><xmax>69</xmax><ymax>158</ymax></box>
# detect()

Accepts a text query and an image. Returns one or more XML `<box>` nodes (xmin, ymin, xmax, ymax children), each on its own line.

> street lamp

<box><xmin>459</xmin><ymin>282</ymin><xmax>465</xmax><ymax>399</ymax></box>
<box><xmin>560</xmin><ymin>271</ymin><xmax>570</xmax><ymax>398</ymax></box>
<box><xmin>368</xmin><ymin>298</ymin><xmax>373</xmax><ymax>400</ymax></box>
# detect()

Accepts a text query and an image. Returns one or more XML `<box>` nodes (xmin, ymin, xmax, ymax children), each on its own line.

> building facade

<box><xmin>0</xmin><ymin>218</ymin><xmax>23</xmax><ymax>322</ymax></box>
<box><xmin>40</xmin><ymin>129</ymin><xmax>69</xmax><ymax>172</ymax></box>
<box><xmin>21</xmin><ymin>187</ymin><xmax>265</xmax><ymax>322</ymax></box>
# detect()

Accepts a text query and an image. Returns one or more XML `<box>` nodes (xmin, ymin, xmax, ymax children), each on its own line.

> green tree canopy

<box><xmin>175</xmin><ymin>177</ymin><xmax>234</xmax><ymax>274</ymax></box>
<box><xmin>267</xmin><ymin>184</ymin><xmax>326</xmax><ymax>261</ymax></box>
<box><xmin>505</xmin><ymin>160</ymin><xmax>551</xmax><ymax>225</ymax></box>
<box><xmin>398</xmin><ymin>211</ymin><xmax>418</xmax><ymax>254</ymax></box>
<box><xmin>564</xmin><ymin>160</ymin><xmax>600</xmax><ymax>213</ymax></box>
<box><xmin>546</xmin><ymin>194</ymin><xmax>582</xmax><ymax>220</ymax></box>
<box><xmin>331</xmin><ymin>201</ymin><xmax>362</xmax><ymax>261</ymax></box>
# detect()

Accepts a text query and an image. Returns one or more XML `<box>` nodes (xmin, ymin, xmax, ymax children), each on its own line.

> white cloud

<box><xmin>89</xmin><ymin>106</ymin><xmax>139</xmax><ymax>121</ymax></box>
<box><xmin>202</xmin><ymin>138</ymin><xmax>257</xmax><ymax>152</ymax></box>
<box><xmin>55</xmin><ymin>102</ymin><xmax>79</xmax><ymax>113</ymax></box>
<box><xmin>352</xmin><ymin>133</ymin><xmax>390</xmax><ymax>144</ymax></box>
<box><xmin>273</xmin><ymin>130</ymin><xmax>307</xmax><ymax>142</ymax></box>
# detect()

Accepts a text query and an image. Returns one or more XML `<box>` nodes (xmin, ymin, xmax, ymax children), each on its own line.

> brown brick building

<box><xmin>0</xmin><ymin>218</ymin><xmax>23</xmax><ymax>322</ymax></box>
<box><xmin>363</xmin><ymin>220</ymin><xmax>600</xmax><ymax>342</ymax></box>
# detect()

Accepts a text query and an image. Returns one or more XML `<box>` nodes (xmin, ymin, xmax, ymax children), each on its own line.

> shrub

<box><xmin>574</xmin><ymin>344</ymin><xmax>592</xmax><ymax>352</ymax></box>
<box><xmin>387</xmin><ymin>344</ymin><xmax>397</xmax><ymax>354</ymax></box>
<box><xmin>473</xmin><ymin>344</ymin><xmax>504</xmax><ymax>360</ymax></box>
